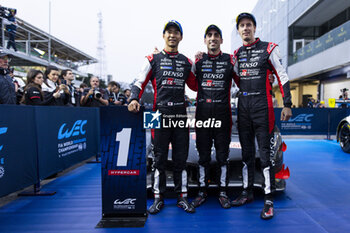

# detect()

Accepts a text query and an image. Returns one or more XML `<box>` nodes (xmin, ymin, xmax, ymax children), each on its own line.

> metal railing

<box><xmin>289</xmin><ymin>20</ymin><xmax>350</xmax><ymax>66</ymax></box>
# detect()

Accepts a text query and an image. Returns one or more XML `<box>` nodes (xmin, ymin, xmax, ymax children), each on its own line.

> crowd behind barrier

<box><xmin>0</xmin><ymin>105</ymin><xmax>99</xmax><ymax>198</ymax></box>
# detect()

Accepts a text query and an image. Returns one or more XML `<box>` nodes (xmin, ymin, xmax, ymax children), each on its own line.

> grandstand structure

<box><xmin>0</xmin><ymin>15</ymin><xmax>97</xmax><ymax>78</ymax></box>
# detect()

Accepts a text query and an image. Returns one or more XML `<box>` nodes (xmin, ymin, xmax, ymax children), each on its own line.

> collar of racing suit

<box><xmin>243</xmin><ymin>37</ymin><xmax>260</xmax><ymax>47</ymax></box>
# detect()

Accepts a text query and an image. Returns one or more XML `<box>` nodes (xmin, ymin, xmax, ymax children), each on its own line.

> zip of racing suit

<box><xmin>130</xmin><ymin>49</ymin><xmax>197</xmax><ymax>196</ymax></box>
<box><xmin>233</xmin><ymin>38</ymin><xmax>292</xmax><ymax>195</ymax></box>
<box><xmin>194</xmin><ymin>52</ymin><xmax>237</xmax><ymax>191</ymax></box>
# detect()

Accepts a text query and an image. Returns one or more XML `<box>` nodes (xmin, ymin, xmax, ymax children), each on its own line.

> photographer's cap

<box><xmin>163</xmin><ymin>20</ymin><xmax>183</xmax><ymax>35</ymax></box>
<box><xmin>236</xmin><ymin>12</ymin><xmax>256</xmax><ymax>29</ymax></box>
<box><xmin>204</xmin><ymin>24</ymin><xmax>222</xmax><ymax>38</ymax></box>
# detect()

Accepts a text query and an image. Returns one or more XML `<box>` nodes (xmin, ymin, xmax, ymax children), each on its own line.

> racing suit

<box><xmin>194</xmin><ymin>52</ymin><xmax>236</xmax><ymax>191</ymax></box>
<box><xmin>130</xmin><ymin>50</ymin><xmax>197</xmax><ymax>196</ymax></box>
<box><xmin>233</xmin><ymin>38</ymin><xmax>292</xmax><ymax>195</ymax></box>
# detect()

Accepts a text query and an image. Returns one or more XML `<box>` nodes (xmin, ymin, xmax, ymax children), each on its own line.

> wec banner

<box><xmin>98</xmin><ymin>106</ymin><xmax>147</xmax><ymax>227</ymax></box>
<box><xmin>0</xmin><ymin>105</ymin><xmax>38</xmax><ymax>197</ymax></box>
<box><xmin>275</xmin><ymin>108</ymin><xmax>350</xmax><ymax>135</ymax></box>
<box><xmin>35</xmin><ymin>106</ymin><xmax>99</xmax><ymax>179</ymax></box>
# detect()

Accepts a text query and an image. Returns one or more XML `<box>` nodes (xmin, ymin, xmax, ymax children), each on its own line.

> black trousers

<box><xmin>237</xmin><ymin>95</ymin><xmax>276</xmax><ymax>195</ymax></box>
<box><xmin>195</xmin><ymin>105</ymin><xmax>231</xmax><ymax>189</ymax></box>
<box><xmin>152</xmin><ymin>108</ymin><xmax>189</xmax><ymax>195</ymax></box>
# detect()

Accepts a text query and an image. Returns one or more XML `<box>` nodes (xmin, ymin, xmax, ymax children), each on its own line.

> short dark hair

<box><xmin>108</xmin><ymin>81</ymin><xmax>120</xmax><ymax>88</ymax></box>
<box><xmin>80</xmin><ymin>83</ymin><xmax>88</xmax><ymax>88</ymax></box>
<box><xmin>124</xmin><ymin>89</ymin><xmax>130</xmax><ymax>93</ymax></box>
<box><xmin>61</xmin><ymin>69</ymin><xmax>72</xmax><ymax>78</ymax></box>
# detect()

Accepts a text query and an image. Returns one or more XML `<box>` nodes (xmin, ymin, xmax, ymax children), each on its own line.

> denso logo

<box><xmin>58</xmin><ymin>120</ymin><xmax>87</xmax><ymax>140</ymax></box>
<box><xmin>163</xmin><ymin>71</ymin><xmax>183</xmax><ymax>77</ymax></box>
<box><xmin>114</xmin><ymin>198</ymin><xmax>136</xmax><ymax>205</ymax></box>
<box><xmin>239</xmin><ymin>62</ymin><xmax>258</xmax><ymax>68</ymax></box>
<box><xmin>203</xmin><ymin>73</ymin><xmax>224</xmax><ymax>79</ymax></box>
<box><xmin>289</xmin><ymin>114</ymin><xmax>314</xmax><ymax>122</ymax></box>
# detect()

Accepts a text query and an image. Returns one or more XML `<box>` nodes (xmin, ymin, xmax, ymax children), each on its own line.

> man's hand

<box><xmin>281</xmin><ymin>107</ymin><xmax>292</xmax><ymax>121</ymax></box>
<box><xmin>153</xmin><ymin>47</ymin><xmax>160</xmax><ymax>54</ymax></box>
<box><xmin>88</xmin><ymin>89</ymin><xmax>94</xmax><ymax>96</ymax></box>
<box><xmin>195</xmin><ymin>51</ymin><xmax>204</xmax><ymax>61</ymax></box>
<box><xmin>128</xmin><ymin>100</ymin><xmax>140</xmax><ymax>113</ymax></box>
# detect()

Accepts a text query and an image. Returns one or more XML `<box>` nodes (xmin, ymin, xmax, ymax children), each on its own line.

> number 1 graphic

<box><xmin>115</xmin><ymin>128</ymin><xmax>131</xmax><ymax>166</ymax></box>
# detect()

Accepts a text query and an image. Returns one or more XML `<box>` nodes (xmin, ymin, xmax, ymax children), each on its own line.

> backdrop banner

<box><xmin>0</xmin><ymin>105</ymin><xmax>38</xmax><ymax>197</ymax></box>
<box><xmin>35</xmin><ymin>106</ymin><xmax>99</xmax><ymax>179</ymax></box>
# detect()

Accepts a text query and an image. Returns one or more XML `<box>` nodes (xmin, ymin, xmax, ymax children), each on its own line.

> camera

<box><xmin>94</xmin><ymin>90</ymin><xmax>102</xmax><ymax>99</ymax></box>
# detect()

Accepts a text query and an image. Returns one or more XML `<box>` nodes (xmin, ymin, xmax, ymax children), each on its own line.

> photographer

<box><xmin>113</xmin><ymin>82</ymin><xmax>127</xmax><ymax>105</ymax></box>
<box><xmin>5</xmin><ymin>8</ymin><xmax>17</xmax><ymax>52</ymax></box>
<box><xmin>61</xmin><ymin>69</ymin><xmax>79</xmax><ymax>106</ymax></box>
<box><xmin>0</xmin><ymin>50</ymin><xmax>16</xmax><ymax>104</ymax></box>
<box><xmin>338</xmin><ymin>88</ymin><xmax>349</xmax><ymax>108</ymax></box>
<box><xmin>41</xmin><ymin>66</ymin><xmax>69</xmax><ymax>106</ymax></box>
<box><xmin>105</xmin><ymin>81</ymin><xmax>119</xmax><ymax>105</ymax></box>
<box><xmin>80</xmin><ymin>76</ymin><xmax>108</xmax><ymax>107</ymax></box>
<box><xmin>123</xmin><ymin>88</ymin><xmax>131</xmax><ymax>105</ymax></box>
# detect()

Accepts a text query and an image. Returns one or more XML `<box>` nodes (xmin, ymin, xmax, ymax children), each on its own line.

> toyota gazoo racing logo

<box><xmin>114</xmin><ymin>198</ymin><xmax>137</xmax><ymax>205</ymax></box>
<box><xmin>288</xmin><ymin>114</ymin><xmax>314</xmax><ymax>122</ymax></box>
<box><xmin>58</xmin><ymin>120</ymin><xmax>87</xmax><ymax>140</ymax></box>
<box><xmin>241</xmin><ymin>69</ymin><xmax>248</xmax><ymax>76</ymax></box>
<box><xmin>162</xmin><ymin>70</ymin><xmax>183</xmax><ymax>77</ymax></box>
<box><xmin>239</xmin><ymin>62</ymin><xmax>258</xmax><ymax>68</ymax></box>
<box><xmin>202</xmin><ymin>80</ymin><xmax>213</xmax><ymax>87</ymax></box>
<box><xmin>162</xmin><ymin>78</ymin><xmax>174</xmax><ymax>85</ymax></box>
<box><xmin>203</xmin><ymin>73</ymin><xmax>224</xmax><ymax>79</ymax></box>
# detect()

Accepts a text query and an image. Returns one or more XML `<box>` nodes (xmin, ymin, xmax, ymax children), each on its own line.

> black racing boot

<box><xmin>191</xmin><ymin>191</ymin><xmax>207</xmax><ymax>208</ymax></box>
<box><xmin>218</xmin><ymin>191</ymin><xmax>231</xmax><ymax>209</ymax></box>
<box><xmin>148</xmin><ymin>197</ymin><xmax>164</xmax><ymax>215</ymax></box>
<box><xmin>177</xmin><ymin>194</ymin><xmax>195</xmax><ymax>213</ymax></box>
<box><xmin>231</xmin><ymin>189</ymin><xmax>254</xmax><ymax>206</ymax></box>
<box><xmin>261</xmin><ymin>197</ymin><xmax>274</xmax><ymax>220</ymax></box>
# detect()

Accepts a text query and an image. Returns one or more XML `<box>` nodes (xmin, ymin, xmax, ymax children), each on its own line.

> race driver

<box><xmin>231</xmin><ymin>12</ymin><xmax>292</xmax><ymax>220</ymax></box>
<box><xmin>128</xmin><ymin>20</ymin><xmax>197</xmax><ymax>214</ymax></box>
<box><xmin>191</xmin><ymin>25</ymin><xmax>237</xmax><ymax>209</ymax></box>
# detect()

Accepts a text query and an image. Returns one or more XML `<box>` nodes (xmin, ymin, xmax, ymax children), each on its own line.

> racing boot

<box><xmin>191</xmin><ymin>190</ymin><xmax>207</xmax><ymax>208</ymax></box>
<box><xmin>231</xmin><ymin>189</ymin><xmax>254</xmax><ymax>206</ymax></box>
<box><xmin>148</xmin><ymin>196</ymin><xmax>164</xmax><ymax>215</ymax></box>
<box><xmin>218</xmin><ymin>191</ymin><xmax>231</xmax><ymax>209</ymax></box>
<box><xmin>177</xmin><ymin>194</ymin><xmax>195</xmax><ymax>213</ymax></box>
<box><xmin>261</xmin><ymin>196</ymin><xmax>274</xmax><ymax>220</ymax></box>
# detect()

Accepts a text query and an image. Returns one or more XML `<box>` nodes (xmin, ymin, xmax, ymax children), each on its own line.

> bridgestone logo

<box><xmin>203</xmin><ymin>73</ymin><xmax>224</xmax><ymax>79</ymax></box>
<box><xmin>163</xmin><ymin>71</ymin><xmax>183</xmax><ymax>77</ymax></box>
<box><xmin>239</xmin><ymin>62</ymin><xmax>258</xmax><ymax>68</ymax></box>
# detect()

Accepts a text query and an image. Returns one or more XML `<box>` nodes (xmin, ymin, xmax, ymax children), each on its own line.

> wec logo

<box><xmin>114</xmin><ymin>198</ymin><xmax>136</xmax><ymax>205</ymax></box>
<box><xmin>0</xmin><ymin>127</ymin><xmax>8</xmax><ymax>152</ymax></box>
<box><xmin>58</xmin><ymin>120</ymin><xmax>87</xmax><ymax>140</ymax></box>
<box><xmin>288</xmin><ymin>114</ymin><xmax>314</xmax><ymax>122</ymax></box>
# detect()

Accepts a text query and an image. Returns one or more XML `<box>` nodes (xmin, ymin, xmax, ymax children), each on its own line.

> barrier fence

<box><xmin>0</xmin><ymin>105</ymin><xmax>99</xmax><ymax>197</ymax></box>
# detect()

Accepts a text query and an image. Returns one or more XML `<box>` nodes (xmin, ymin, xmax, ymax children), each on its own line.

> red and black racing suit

<box><xmin>233</xmin><ymin>38</ymin><xmax>292</xmax><ymax>195</ymax></box>
<box><xmin>194</xmin><ymin>52</ymin><xmax>236</xmax><ymax>191</ymax></box>
<box><xmin>130</xmin><ymin>50</ymin><xmax>197</xmax><ymax>197</ymax></box>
